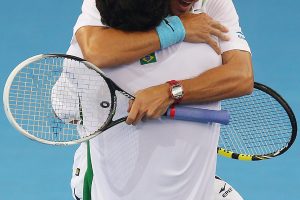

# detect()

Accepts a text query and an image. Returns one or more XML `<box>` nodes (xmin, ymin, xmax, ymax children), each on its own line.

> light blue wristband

<box><xmin>155</xmin><ymin>16</ymin><xmax>186</xmax><ymax>49</ymax></box>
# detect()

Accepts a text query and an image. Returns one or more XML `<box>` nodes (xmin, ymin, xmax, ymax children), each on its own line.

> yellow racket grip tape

<box><xmin>217</xmin><ymin>148</ymin><xmax>253</xmax><ymax>161</ymax></box>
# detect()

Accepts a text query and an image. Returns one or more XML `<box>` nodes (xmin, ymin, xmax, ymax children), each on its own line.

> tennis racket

<box><xmin>219</xmin><ymin>82</ymin><xmax>297</xmax><ymax>161</ymax></box>
<box><xmin>3</xmin><ymin>54</ymin><xmax>229</xmax><ymax>145</ymax></box>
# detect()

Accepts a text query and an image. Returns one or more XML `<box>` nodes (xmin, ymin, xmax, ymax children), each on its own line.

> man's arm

<box><xmin>76</xmin><ymin>26</ymin><xmax>160</xmax><ymax>68</ymax></box>
<box><xmin>181</xmin><ymin>50</ymin><xmax>253</xmax><ymax>103</ymax></box>
<box><xmin>126</xmin><ymin>50</ymin><xmax>253</xmax><ymax>125</ymax></box>
<box><xmin>76</xmin><ymin>13</ymin><xmax>229</xmax><ymax>68</ymax></box>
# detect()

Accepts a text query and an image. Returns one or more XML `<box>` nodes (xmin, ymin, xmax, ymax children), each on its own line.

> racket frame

<box><xmin>3</xmin><ymin>55</ymin><xmax>52</xmax><ymax>144</ymax></box>
<box><xmin>4</xmin><ymin>54</ymin><xmax>297</xmax><ymax>156</ymax></box>
<box><xmin>217</xmin><ymin>82</ymin><xmax>297</xmax><ymax>161</ymax></box>
<box><xmin>3</xmin><ymin>54</ymin><xmax>134</xmax><ymax>145</ymax></box>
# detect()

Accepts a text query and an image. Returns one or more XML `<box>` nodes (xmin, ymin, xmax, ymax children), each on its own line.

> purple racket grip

<box><xmin>165</xmin><ymin>106</ymin><xmax>230</xmax><ymax>125</ymax></box>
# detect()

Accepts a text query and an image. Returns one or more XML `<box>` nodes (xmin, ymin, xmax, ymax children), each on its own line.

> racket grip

<box><xmin>165</xmin><ymin>106</ymin><xmax>230</xmax><ymax>125</ymax></box>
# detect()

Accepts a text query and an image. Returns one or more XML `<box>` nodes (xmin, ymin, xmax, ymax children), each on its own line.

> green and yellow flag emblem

<box><xmin>140</xmin><ymin>52</ymin><xmax>157</xmax><ymax>65</ymax></box>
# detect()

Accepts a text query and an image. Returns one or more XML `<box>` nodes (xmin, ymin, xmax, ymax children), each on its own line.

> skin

<box><xmin>126</xmin><ymin>50</ymin><xmax>253</xmax><ymax>125</ymax></box>
<box><xmin>169</xmin><ymin>0</ymin><xmax>198</xmax><ymax>16</ymax></box>
<box><xmin>76</xmin><ymin>14</ymin><xmax>230</xmax><ymax>67</ymax></box>
<box><xmin>76</xmin><ymin>0</ymin><xmax>254</xmax><ymax>125</ymax></box>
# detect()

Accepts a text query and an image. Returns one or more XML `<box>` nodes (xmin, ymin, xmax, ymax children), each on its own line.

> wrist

<box><xmin>166</xmin><ymin>80</ymin><xmax>184</xmax><ymax>104</ymax></box>
<box><xmin>155</xmin><ymin>16</ymin><xmax>186</xmax><ymax>49</ymax></box>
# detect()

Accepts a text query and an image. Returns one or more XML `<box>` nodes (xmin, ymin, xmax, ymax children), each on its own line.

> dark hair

<box><xmin>96</xmin><ymin>0</ymin><xmax>169</xmax><ymax>31</ymax></box>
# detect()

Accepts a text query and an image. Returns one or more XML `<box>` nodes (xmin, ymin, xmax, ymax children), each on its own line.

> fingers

<box><xmin>182</xmin><ymin>13</ymin><xmax>230</xmax><ymax>50</ymax></box>
<box><xmin>126</xmin><ymin>104</ymin><xmax>160</xmax><ymax>125</ymax></box>
<box><xmin>126</xmin><ymin>102</ymin><xmax>166</xmax><ymax>125</ymax></box>
<box><xmin>206</xmin><ymin>22</ymin><xmax>230</xmax><ymax>54</ymax></box>
<box><xmin>126</xmin><ymin>101</ymin><xmax>142</xmax><ymax>125</ymax></box>
<box><xmin>207</xmin><ymin>27</ymin><xmax>230</xmax><ymax>54</ymax></box>
<box><xmin>125</xmin><ymin>84</ymin><xmax>172</xmax><ymax>125</ymax></box>
<box><xmin>202</xmin><ymin>14</ymin><xmax>229</xmax><ymax>36</ymax></box>
<box><xmin>209</xmin><ymin>26</ymin><xmax>230</xmax><ymax>41</ymax></box>
<box><xmin>126</xmin><ymin>100</ymin><xmax>149</xmax><ymax>125</ymax></box>
<box><xmin>132</xmin><ymin>112</ymin><xmax>145</xmax><ymax>125</ymax></box>
<box><xmin>126</xmin><ymin>105</ymin><xmax>168</xmax><ymax>125</ymax></box>
<box><xmin>211</xmin><ymin>21</ymin><xmax>229</xmax><ymax>34</ymax></box>
<box><xmin>205</xmin><ymin>36</ymin><xmax>221</xmax><ymax>55</ymax></box>
<box><xmin>127</xmin><ymin>100</ymin><xmax>133</xmax><ymax>112</ymax></box>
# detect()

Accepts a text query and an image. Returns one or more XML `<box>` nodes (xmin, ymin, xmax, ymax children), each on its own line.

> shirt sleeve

<box><xmin>203</xmin><ymin>0</ymin><xmax>251</xmax><ymax>53</ymax></box>
<box><xmin>73</xmin><ymin>0</ymin><xmax>105</xmax><ymax>36</ymax></box>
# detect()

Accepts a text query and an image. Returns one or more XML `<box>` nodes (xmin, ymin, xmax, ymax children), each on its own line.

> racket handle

<box><xmin>165</xmin><ymin>106</ymin><xmax>230</xmax><ymax>125</ymax></box>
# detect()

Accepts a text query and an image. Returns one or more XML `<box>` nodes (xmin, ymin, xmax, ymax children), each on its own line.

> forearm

<box><xmin>126</xmin><ymin>50</ymin><xmax>253</xmax><ymax>124</ymax></box>
<box><xmin>76</xmin><ymin>13</ymin><xmax>230</xmax><ymax>68</ymax></box>
<box><xmin>181</xmin><ymin>50</ymin><xmax>254</xmax><ymax>103</ymax></box>
<box><xmin>76</xmin><ymin>26</ymin><xmax>160</xmax><ymax>68</ymax></box>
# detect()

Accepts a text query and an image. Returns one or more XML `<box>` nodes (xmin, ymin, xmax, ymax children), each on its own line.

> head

<box><xmin>96</xmin><ymin>0</ymin><xmax>169</xmax><ymax>31</ymax></box>
<box><xmin>96</xmin><ymin>0</ymin><xmax>199</xmax><ymax>31</ymax></box>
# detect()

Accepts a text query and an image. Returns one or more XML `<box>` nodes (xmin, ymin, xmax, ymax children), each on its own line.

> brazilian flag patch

<box><xmin>140</xmin><ymin>52</ymin><xmax>157</xmax><ymax>65</ymax></box>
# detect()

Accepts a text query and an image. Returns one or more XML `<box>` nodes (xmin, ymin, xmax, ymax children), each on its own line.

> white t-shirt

<box><xmin>68</xmin><ymin>0</ymin><xmax>250</xmax><ymax>200</ymax></box>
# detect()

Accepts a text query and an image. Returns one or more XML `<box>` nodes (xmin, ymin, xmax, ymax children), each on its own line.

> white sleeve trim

<box><xmin>204</xmin><ymin>0</ymin><xmax>251</xmax><ymax>53</ymax></box>
<box><xmin>219</xmin><ymin>31</ymin><xmax>251</xmax><ymax>54</ymax></box>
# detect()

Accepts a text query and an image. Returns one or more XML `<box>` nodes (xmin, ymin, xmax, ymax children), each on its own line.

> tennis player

<box><xmin>65</xmin><ymin>0</ymin><xmax>253</xmax><ymax>199</ymax></box>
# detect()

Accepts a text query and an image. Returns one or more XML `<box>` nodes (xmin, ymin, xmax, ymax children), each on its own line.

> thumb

<box><xmin>127</xmin><ymin>100</ymin><xmax>134</xmax><ymax>112</ymax></box>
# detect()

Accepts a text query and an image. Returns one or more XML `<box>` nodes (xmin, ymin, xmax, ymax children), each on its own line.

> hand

<box><xmin>180</xmin><ymin>13</ymin><xmax>230</xmax><ymax>54</ymax></box>
<box><xmin>126</xmin><ymin>83</ymin><xmax>174</xmax><ymax>125</ymax></box>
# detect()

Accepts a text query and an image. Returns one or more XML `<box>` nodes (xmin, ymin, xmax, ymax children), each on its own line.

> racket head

<box><xmin>3</xmin><ymin>54</ymin><xmax>119</xmax><ymax>145</ymax></box>
<box><xmin>218</xmin><ymin>82</ymin><xmax>297</xmax><ymax>161</ymax></box>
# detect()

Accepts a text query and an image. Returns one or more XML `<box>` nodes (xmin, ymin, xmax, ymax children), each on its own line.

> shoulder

<box><xmin>191</xmin><ymin>0</ymin><xmax>238</xmax><ymax>24</ymax></box>
<box><xmin>81</xmin><ymin>0</ymin><xmax>101</xmax><ymax>19</ymax></box>
<box><xmin>205</xmin><ymin>0</ymin><xmax>234</xmax><ymax>9</ymax></box>
<box><xmin>204</xmin><ymin>0</ymin><xmax>236</xmax><ymax>16</ymax></box>
<box><xmin>202</xmin><ymin>0</ymin><xmax>239</xmax><ymax>26</ymax></box>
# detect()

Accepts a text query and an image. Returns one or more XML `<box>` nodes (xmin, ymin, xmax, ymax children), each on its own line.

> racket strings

<box><xmin>220</xmin><ymin>88</ymin><xmax>292</xmax><ymax>156</ymax></box>
<box><xmin>9</xmin><ymin>56</ymin><xmax>113</xmax><ymax>143</ymax></box>
<box><xmin>74</xmin><ymin>65</ymin><xmax>112</xmax><ymax>136</ymax></box>
<box><xmin>113</xmin><ymin>91</ymin><xmax>131</xmax><ymax>120</ymax></box>
<box><xmin>10</xmin><ymin>58</ymin><xmax>72</xmax><ymax>142</ymax></box>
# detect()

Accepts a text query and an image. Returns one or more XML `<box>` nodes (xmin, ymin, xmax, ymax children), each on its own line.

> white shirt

<box><xmin>68</xmin><ymin>0</ymin><xmax>250</xmax><ymax>200</ymax></box>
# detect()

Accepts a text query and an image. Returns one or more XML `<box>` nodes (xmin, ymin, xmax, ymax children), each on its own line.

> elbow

<box><xmin>238</xmin><ymin>65</ymin><xmax>254</xmax><ymax>96</ymax></box>
<box><xmin>242</xmin><ymin>74</ymin><xmax>254</xmax><ymax>95</ymax></box>
<box><xmin>76</xmin><ymin>29</ymin><xmax>116</xmax><ymax>68</ymax></box>
<box><xmin>224</xmin><ymin>50</ymin><xmax>254</xmax><ymax>97</ymax></box>
<box><xmin>81</xmin><ymin>44</ymin><xmax>114</xmax><ymax>68</ymax></box>
<box><xmin>229</xmin><ymin>60</ymin><xmax>254</xmax><ymax>97</ymax></box>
